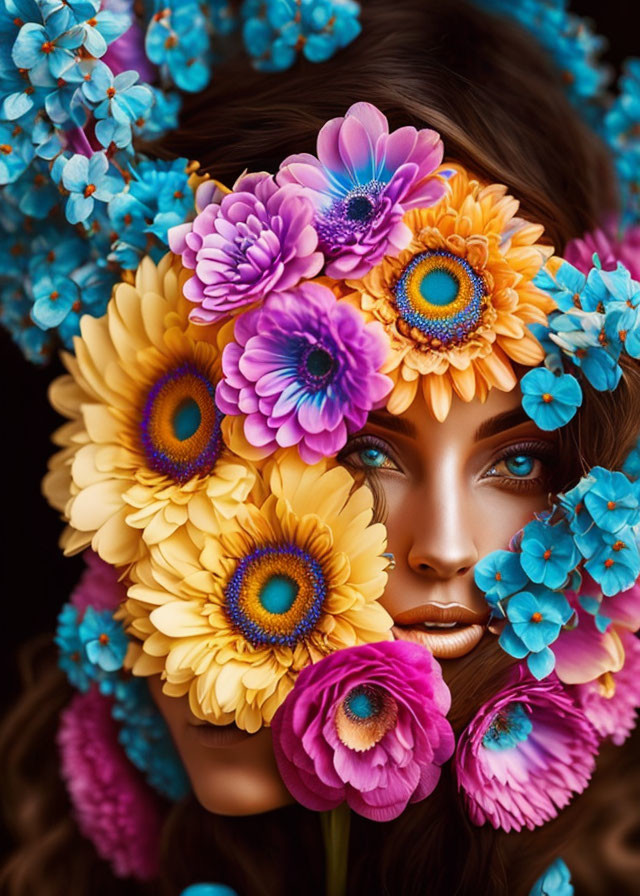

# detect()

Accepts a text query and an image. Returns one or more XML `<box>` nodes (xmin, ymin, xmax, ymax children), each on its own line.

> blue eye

<box><xmin>360</xmin><ymin>447</ymin><xmax>388</xmax><ymax>468</ymax></box>
<box><xmin>504</xmin><ymin>454</ymin><xmax>535</xmax><ymax>477</ymax></box>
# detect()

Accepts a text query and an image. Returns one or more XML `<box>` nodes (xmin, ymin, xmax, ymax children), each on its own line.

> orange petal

<box><xmin>422</xmin><ymin>373</ymin><xmax>453</xmax><ymax>421</ymax></box>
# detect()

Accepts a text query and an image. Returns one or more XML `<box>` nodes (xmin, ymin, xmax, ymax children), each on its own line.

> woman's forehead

<box><xmin>364</xmin><ymin>386</ymin><xmax>537</xmax><ymax>443</ymax></box>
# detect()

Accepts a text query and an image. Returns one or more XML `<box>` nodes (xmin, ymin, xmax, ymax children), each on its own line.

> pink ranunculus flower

<box><xmin>565</xmin><ymin>217</ymin><xmax>640</xmax><ymax>280</ymax></box>
<box><xmin>216</xmin><ymin>282</ymin><xmax>392</xmax><ymax>463</ymax></box>
<box><xmin>168</xmin><ymin>172</ymin><xmax>324</xmax><ymax>324</ymax></box>
<box><xmin>71</xmin><ymin>550</ymin><xmax>127</xmax><ymax>614</ymax></box>
<box><xmin>455</xmin><ymin>666</ymin><xmax>598</xmax><ymax>833</ymax></box>
<box><xmin>278</xmin><ymin>101</ymin><xmax>447</xmax><ymax>279</ymax></box>
<box><xmin>271</xmin><ymin>641</ymin><xmax>454</xmax><ymax>822</ymax></box>
<box><xmin>571</xmin><ymin>629</ymin><xmax>640</xmax><ymax>746</ymax></box>
<box><xmin>58</xmin><ymin>688</ymin><xmax>163</xmax><ymax>880</ymax></box>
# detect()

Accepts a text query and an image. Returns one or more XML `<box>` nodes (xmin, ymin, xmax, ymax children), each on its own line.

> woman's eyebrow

<box><xmin>366</xmin><ymin>411</ymin><xmax>417</xmax><ymax>438</ymax></box>
<box><xmin>474</xmin><ymin>408</ymin><xmax>531</xmax><ymax>441</ymax></box>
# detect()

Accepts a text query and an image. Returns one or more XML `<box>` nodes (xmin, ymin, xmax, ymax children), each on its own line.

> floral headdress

<box><xmin>3</xmin><ymin>2</ymin><xmax>640</xmax><ymax>895</ymax></box>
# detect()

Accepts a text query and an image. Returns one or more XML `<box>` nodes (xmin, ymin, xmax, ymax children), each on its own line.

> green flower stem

<box><xmin>321</xmin><ymin>803</ymin><xmax>351</xmax><ymax>896</ymax></box>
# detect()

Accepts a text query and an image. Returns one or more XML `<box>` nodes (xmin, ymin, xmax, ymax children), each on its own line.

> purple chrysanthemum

<box><xmin>277</xmin><ymin>102</ymin><xmax>446</xmax><ymax>278</ymax></box>
<box><xmin>168</xmin><ymin>172</ymin><xmax>323</xmax><ymax>323</ymax></box>
<box><xmin>71</xmin><ymin>550</ymin><xmax>127</xmax><ymax>614</ymax></box>
<box><xmin>58</xmin><ymin>688</ymin><xmax>163</xmax><ymax>880</ymax></box>
<box><xmin>271</xmin><ymin>641</ymin><xmax>454</xmax><ymax>822</ymax></box>
<box><xmin>455</xmin><ymin>666</ymin><xmax>598</xmax><ymax>832</ymax></box>
<box><xmin>572</xmin><ymin>630</ymin><xmax>640</xmax><ymax>746</ymax></box>
<box><xmin>565</xmin><ymin>218</ymin><xmax>640</xmax><ymax>280</ymax></box>
<box><xmin>215</xmin><ymin>282</ymin><xmax>392</xmax><ymax>463</ymax></box>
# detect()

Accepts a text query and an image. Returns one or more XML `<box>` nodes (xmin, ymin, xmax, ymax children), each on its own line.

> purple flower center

<box><xmin>298</xmin><ymin>342</ymin><xmax>336</xmax><ymax>390</ymax></box>
<box><xmin>316</xmin><ymin>180</ymin><xmax>385</xmax><ymax>250</ymax></box>
<box><xmin>346</xmin><ymin>194</ymin><xmax>375</xmax><ymax>222</ymax></box>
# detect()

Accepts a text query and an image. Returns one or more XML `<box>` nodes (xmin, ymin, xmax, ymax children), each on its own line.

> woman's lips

<box><xmin>391</xmin><ymin>603</ymin><xmax>489</xmax><ymax>659</ymax></box>
<box><xmin>187</xmin><ymin>722</ymin><xmax>255</xmax><ymax>748</ymax></box>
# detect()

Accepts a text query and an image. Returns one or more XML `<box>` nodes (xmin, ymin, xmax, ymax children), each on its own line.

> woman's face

<box><xmin>150</xmin><ymin>385</ymin><xmax>556</xmax><ymax>815</ymax></box>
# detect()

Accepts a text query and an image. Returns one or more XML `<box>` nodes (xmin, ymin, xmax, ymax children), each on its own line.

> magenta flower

<box><xmin>216</xmin><ymin>282</ymin><xmax>392</xmax><ymax>463</ymax></box>
<box><xmin>168</xmin><ymin>172</ymin><xmax>323</xmax><ymax>323</ymax></box>
<box><xmin>278</xmin><ymin>102</ymin><xmax>446</xmax><ymax>278</ymax></box>
<box><xmin>572</xmin><ymin>629</ymin><xmax>640</xmax><ymax>745</ymax></box>
<box><xmin>455</xmin><ymin>667</ymin><xmax>598</xmax><ymax>832</ymax></box>
<box><xmin>565</xmin><ymin>218</ymin><xmax>640</xmax><ymax>280</ymax></box>
<box><xmin>271</xmin><ymin>641</ymin><xmax>454</xmax><ymax>822</ymax></box>
<box><xmin>71</xmin><ymin>550</ymin><xmax>127</xmax><ymax>614</ymax></box>
<box><xmin>58</xmin><ymin>688</ymin><xmax>163</xmax><ymax>880</ymax></box>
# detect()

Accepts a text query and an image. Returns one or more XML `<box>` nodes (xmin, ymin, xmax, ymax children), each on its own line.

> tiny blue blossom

<box><xmin>61</xmin><ymin>151</ymin><xmax>122</xmax><ymax>223</ymax></box>
<box><xmin>585</xmin><ymin>530</ymin><xmax>640</xmax><ymax>596</ymax></box>
<box><xmin>145</xmin><ymin>2</ymin><xmax>210</xmax><ymax>92</ymax></box>
<box><xmin>31</xmin><ymin>271</ymin><xmax>79</xmax><ymax>329</ymax></box>
<box><xmin>242</xmin><ymin>0</ymin><xmax>361</xmax><ymax>72</ymax></box>
<box><xmin>521</xmin><ymin>368</ymin><xmax>582</xmax><ymax>431</ymax></box>
<box><xmin>474</xmin><ymin>549</ymin><xmax>528</xmax><ymax>611</ymax></box>
<box><xmin>520</xmin><ymin>519</ymin><xmax>580</xmax><ymax>589</ymax></box>
<box><xmin>0</xmin><ymin>121</ymin><xmax>35</xmax><ymax>184</ymax></box>
<box><xmin>78</xmin><ymin>606</ymin><xmax>128</xmax><ymax>672</ymax></box>
<box><xmin>55</xmin><ymin>603</ymin><xmax>93</xmax><ymax>691</ymax></box>
<box><xmin>506</xmin><ymin>589</ymin><xmax>573</xmax><ymax>655</ymax></box>
<box><xmin>534</xmin><ymin>261</ymin><xmax>586</xmax><ymax>313</ymax></box>
<box><xmin>582</xmin><ymin>466</ymin><xmax>640</xmax><ymax>534</ymax></box>
<box><xmin>82</xmin><ymin>62</ymin><xmax>153</xmax><ymax>147</ymax></box>
<box><xmin>529</xmin><ymin>857</ymin><xmax>574</xmax><ymax>896</ymax></box>
<box><xmin>12</xmin><ymin>21</ymin><xmax>83</xmax><ymax>81</ymax></box>
<box><xmin>622</xmin><ymin>436</ymin><xmax>640</xmax><ymax>480</ymax></box>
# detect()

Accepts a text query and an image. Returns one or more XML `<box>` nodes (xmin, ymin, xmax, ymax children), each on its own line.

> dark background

<box><xmin>0</xmin><ymin>0</ymin><xmax>636</xmax><ymax>735</ymax></box>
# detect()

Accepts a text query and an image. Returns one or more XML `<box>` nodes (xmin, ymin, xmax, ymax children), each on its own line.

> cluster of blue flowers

<box><xmin>476</xmin><ymin>1</ymin><xmax>640</xmax><ymax>232</ymax></box>
<box><xmin>55</xmin><ymin>600</ymin><xmax>189</xmax><ymax>802</ymax></box>
<box><xmin>242</xmin><ymin>0</ymin><xmax>361</xmax><ymax>71</ymax></box>
<box><xmin>0</xmin><ymin>0</ymin><xmax>362</xmax><ymax>362</ymax></box>
<box><xmin>474</xmin><ymin>0</ymin><xmax>609</xmax><ymax>113</ymax></box>
<box><xmin>520</xmin><ymin>256</ymin><xmax>640</xmax><ymax>431</ymax></box>
<box><xmin>476</xmin><ymin>462</ymin><xmax>640</xmax><ymax>679</ymax></box>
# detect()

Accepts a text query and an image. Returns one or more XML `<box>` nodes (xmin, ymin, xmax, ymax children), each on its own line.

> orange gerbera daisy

<box><xmin>345</xmin><ymin>165</ymin><xmax>556</xmax><ymax>421</ymax></box>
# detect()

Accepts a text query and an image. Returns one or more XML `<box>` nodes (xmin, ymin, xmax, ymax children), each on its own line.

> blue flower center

<box><xmin>259</xmin><ymin>574</ymin><xmax>299</xmax><ymax>614</ymax></box>
<box><xmin>346</xmin><ymin>195</ymin><xmax>374</xmax><ymax>222</ymax></box>
<box><xmin>419</xmin><ymin>268</ymin><xmax>460</xmax><ymax>306</ymax></box>
<box><xmin>140</xmin><ymin>362</ymin><xmax>223</xmax><ymax>483</ymax></box>
<box><xmin>172</xmin><ymin>398</ymin><xmax>201</xmax><ymax>441</ymax></box>
<box><xmin>345</xmin><ymin>688</ymin><xmax>378</xmax><ymax>719</ymax></box>
<box><xmin>394</xmin><ymin>250</ymin><xmax>486</xmax><ymax>348</ymax></box>
<box><xmin>482</xmin><ymin>702</ymin><xmax>533</xmax><ymax>751</ymax></box>
<box><xmin>224</xmin><ymin>543</ymin><xmax>327</xmax><ymax>648</ymax></box>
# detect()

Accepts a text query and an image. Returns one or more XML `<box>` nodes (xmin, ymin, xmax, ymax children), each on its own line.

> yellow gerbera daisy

<box><xmin>43</xmin><ymin>252</ymin><xmax>256</xmax><ymax>568</ymax></box>
<box><xmin>345</xmin><ymin>165</ymin><xmax>556</xmax><ymax>421</ymax></box>
<box><xmin>119</xmin><ymin>452</ymin><xmax>393</xmax><ymax>732</ymax></box>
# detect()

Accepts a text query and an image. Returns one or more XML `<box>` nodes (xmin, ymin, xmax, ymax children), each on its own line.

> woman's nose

<box><xmin>406</xmin><ymin>459</ymin><xmax>479</xmax><ymax>580</ymax></box>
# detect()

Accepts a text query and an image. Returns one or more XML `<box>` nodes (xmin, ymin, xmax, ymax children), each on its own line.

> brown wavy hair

<box><xmin>3</xmin><ymin>1</ymin><xmax>640</xmax><ymax>894</ymax></box>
